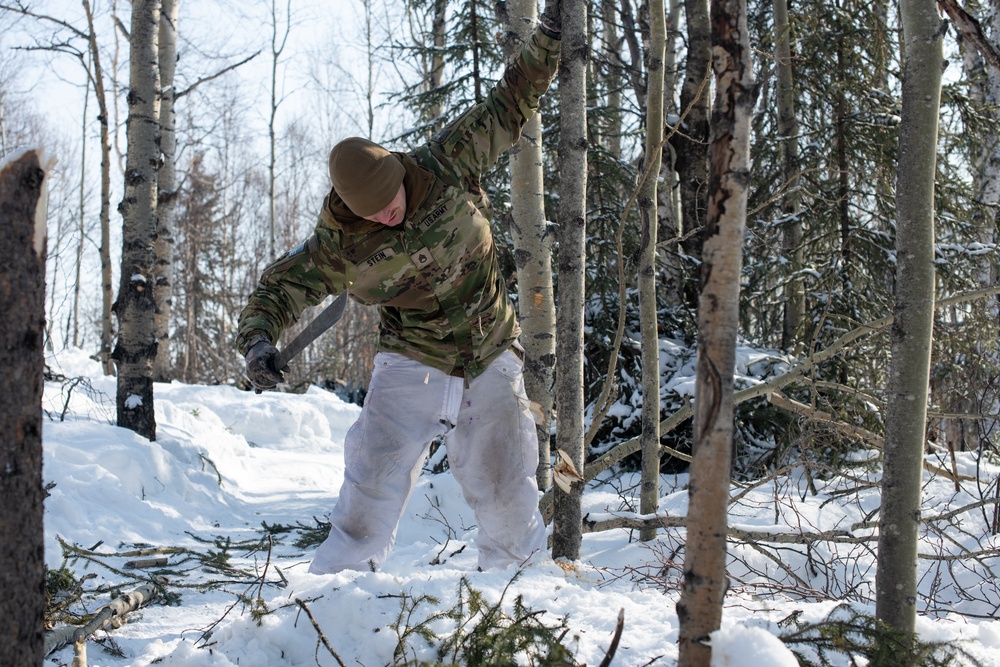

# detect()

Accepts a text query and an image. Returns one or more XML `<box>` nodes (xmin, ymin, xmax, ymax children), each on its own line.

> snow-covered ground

<box><xmin>40</xmin><ymin>348</ymin><xmax>1000</xmax><ymax>666</ymax></box>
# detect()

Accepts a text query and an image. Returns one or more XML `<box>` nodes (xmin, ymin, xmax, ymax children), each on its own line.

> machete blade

<box><xmin>273</xmin><ymin>291</ymin><xmax>349</xmax><ymax>370</ymax></box>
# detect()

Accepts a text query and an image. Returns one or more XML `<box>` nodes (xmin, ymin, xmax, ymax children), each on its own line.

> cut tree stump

<box><xmin>0</xmin><ymin>148</ymin><xmax>50</xmax><ymax>667</ymax></box>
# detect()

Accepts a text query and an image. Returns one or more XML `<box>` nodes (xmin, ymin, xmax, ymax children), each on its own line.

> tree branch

<box><xmin>44</xmin><ymin>579</ymin><xmax>165</xmax><ymax>656</ymax></box>
<box><xmin>578</xmin><ymin>284</ymin><xmax>1000</xmax><ymax>483</ymax></box>
<box><xmin>295</xmin><ymin>598</ymin><xmax>347</xmax><ymax>667</ymax></box>
<box><xmin>175</xmin><ymin>50</ymin><xmax>262</xmax><ymax>99</ymax></box>
<box><xmin>937</xmin><ymin>0</ymin><xmax>1000</xmax><ymax>71</ymax></box>
<box><xmin>0</xmin><ymin>2</ymin><xmax>87</xmax><ymax>39</ymax></box>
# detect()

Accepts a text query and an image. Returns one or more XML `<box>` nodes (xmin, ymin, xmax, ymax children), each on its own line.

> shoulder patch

<box><xmin>261</xmin><ymin>236</ymin><xmax>316</xmax><ymax>281</ymax></box>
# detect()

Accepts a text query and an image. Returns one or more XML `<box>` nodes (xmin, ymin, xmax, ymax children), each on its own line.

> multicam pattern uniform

<box><xmin>237</xmin><ymin>29</ymin><xmax>560</xmax><ymax>380</ymax></box>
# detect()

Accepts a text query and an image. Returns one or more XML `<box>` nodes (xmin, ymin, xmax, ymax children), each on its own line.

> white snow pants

<box><xmin>308</xmin><ymin>348</ymin><xmax>547</xmax><ymax>574</ymax></box>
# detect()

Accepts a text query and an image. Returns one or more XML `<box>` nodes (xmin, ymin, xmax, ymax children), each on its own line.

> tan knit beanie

<box><xmin>328</xmin><ymin>138</ymin><xmax>405</xmax><ymax>218</ymax></box>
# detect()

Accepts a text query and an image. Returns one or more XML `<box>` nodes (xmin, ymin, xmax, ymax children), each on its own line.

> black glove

<box><xmin>539</xmin><ymin>0</ymin><xmax>561</xmax><ymax>38</ymax></box>
<box><xmin>244</xmin><ymin>335</ymin><xmax>286</xmax><ymax>392</ymax></box>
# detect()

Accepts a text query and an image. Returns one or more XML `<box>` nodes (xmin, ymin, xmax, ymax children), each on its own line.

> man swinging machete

<box><xmin>235</xmin><ymin>1</ymin><xmax>562</xmax><ymax>574</ymax></box>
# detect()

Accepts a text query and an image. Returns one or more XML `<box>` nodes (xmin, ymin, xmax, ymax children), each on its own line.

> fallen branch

<box><xmin>295</xmin><ymin>598</ymin><xmax>347</xmax><ymax>667</ymax></box>
<box><xmin>541</xmin><ymin>284</ymin><xmax>1000</xmax><ymax>518</ymax></box>
<box><xmin>581</xmin><ymin>512</ymin><xmax>874</xmax><ymax>544</ymax></box>
<box><xmin>767</xmin><ymin>392</ymin><xmax>883</xmax><ymax>445</ymax></box>
<box><xmin>45</xmin><ymin>579</ymin><xmax>165</xmax><ymax>657</ymax></box>
<box><xmin>597</xmin><ymin>608</ymin><xmax>625</xmax><ymax>667</ymax></box>
<box><xmin>768</xmin><ymin>392</ymin><xmax>976</xmax><ymax>483</ymax></box>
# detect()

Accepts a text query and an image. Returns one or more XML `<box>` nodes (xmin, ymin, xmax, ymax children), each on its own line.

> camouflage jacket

<box><xmin>237</xmin><ymin>28</ymin><xmax>560</xmax><ymax>380</ymax></box>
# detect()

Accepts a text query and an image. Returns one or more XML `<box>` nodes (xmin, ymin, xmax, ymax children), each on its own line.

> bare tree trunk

<box><xmin>600</xmin><ymin>0</ymin><xmax>623</xmax><ymax>159</ymax></box>
<box><xmin>947</xmin><ymin>4</ymin><xmax>1000</xmax><ymax>453</ymax></box>
<box><xmin>552</xmin><ymin>0</ymin><xmax>589</xmax><ymax>562</ymax></box>
<box><xmin>114</xmin><ymin>0</ymin><xmax>160</xmax><ymax>440</ymax></box>
<box><xmin>268</xmin><ymin>0</ymin><xmax>290</xmax><ymax>259</ymax></box>
<box><xmin>875</xmin><ymin>0</ymin><xmax>943</xmax><ymax>636</ymax></box>
<box><xmin>773</xmin><ymin>0</ymin><xmax>803</xmax><ymax>353</ymax></box>
<box><xmin>658</xmin><ymin>0</ymin><xmax>684</xmax><ymax>306</ymax></box>
<box><xmin>153</xmin><ymin>0</ymin><xmax>178</xmax><ymax>381</ymax></box>
<box><xmin>0</xmin><ymin>148</ymin><xmax>48</xmax><ymax>667</ymax></box>
<box><xmin>676</xmin><ymin>0</ymin><xmax>754</xmax><ymax>660</ymax></box>
<box><xmin>363</xmin><ymin>0</ymin><xmax>375</xmax><ymax>138</ymax></box>
<box><xmin>428</xmin><ymin>0</ymin><xmax>447</xmax><ymax>132</ymax></box>
<box><xmin>498</xmin><ymin>0</ymin><xmax>556</xmax><ymax>491</ymax></box>
<box><xmin>470</xmin><ymin>0</ymin><xmax>482</xmax><ymax>102</ymax></box>
<box><xmin>81</xmin><ymin>0</ymin><xmax>117</xmax><ymax>375</ymax></box>
<box><xmin>73</xmin><ymin>69</ymin><xmax>90</xmax><ymax>348</ymax></box>
<box><xmin>0</xmin><ymin>90</ymin><xmax>6</xmax><ymax>153</ymax></box>
<box><xmin>676</xmin><ymin>0</ymin><xmax>711</xmax><ymax>305</ymax></box>
<box><xmin>639</xmin><ymin>0</ymin><xmax>666</xmax><ymax>542</ymax></box>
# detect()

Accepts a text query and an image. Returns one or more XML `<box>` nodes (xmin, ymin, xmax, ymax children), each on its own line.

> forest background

<box><xmin>5</xmin><ymin>0</ymin><xmax>1000</xmax><ymax>662</ymax></box>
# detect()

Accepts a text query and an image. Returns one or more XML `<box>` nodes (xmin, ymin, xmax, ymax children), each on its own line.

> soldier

<box><xmin>236</xmin><ymin>4</ymin><xmax>562</xmax><ymax>574</ymax></box>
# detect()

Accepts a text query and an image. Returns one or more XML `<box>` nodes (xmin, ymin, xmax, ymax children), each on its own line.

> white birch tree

<box><xmin>639</xmin><ymin>0</ymin><xmax>666</xmax><ymax>542</ymax></box>
<box><xmin>676</xmin><ymin>0</ymin><xmax>754</xmax><ymax>660</ymax></box>
<box><xmin>153</xmin><ymin>0</ymin><xmax>179</xmax><ymax>380</ymax></box>
<box><xmin>499</xmin><ymin>0</ymin><xmax>557</xmax><ymax>490</ymax></box>
<box><xmin>114</xmin><ymin>0</ymin><xmax>161</xmax><ymax>440</ymax></box>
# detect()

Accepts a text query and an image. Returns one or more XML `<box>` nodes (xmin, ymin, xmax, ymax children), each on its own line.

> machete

<box><xmin>273</xmin><ymin>291</ymin><xmax>349</xmax><ymax>371</ymax></box>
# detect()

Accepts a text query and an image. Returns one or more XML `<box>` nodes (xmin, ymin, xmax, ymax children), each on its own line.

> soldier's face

<box><xmin>364</xmin><ymin>183</ymin><xmax>407</xmax><ymax>227</ymax></box>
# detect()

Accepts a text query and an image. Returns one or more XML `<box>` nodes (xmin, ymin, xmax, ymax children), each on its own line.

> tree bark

<box><xmin>498</xmin><ymin>0</ymin><xmax>557</xmax><ymax>491</ymax></box>
<box><xmin>947</xmin><ymin>0</ymin><xmax>1000</xmax><ymax>454</ymax></box>
<box><xmin>44</xmin><ymin>580</ymin><xmax>162</xmax><ymax>657</ymax></box>
<box><xmin>639</xmin><ymin>0</ymin><xmax>666</xmax><ymax>542</ymax></box>
<box><xmin>658</xmin><ymin>0</ymin><xmax>685</xmax><ymax>307</ymax></box>
<box><xmin>676</xmin><ymin>0</ymin><xmax>711</xmax><ymax>306</ymax></box>
<box><xmin>552</xmin><ymin>0</ymin><xmax>589</xmax><ymax>562</ymax></box>
<box><xmin>676</xmin><ymin>0</ymin><xmax>754</xmax><ymax>661</ymax></box>
<box><xmin>600</xmin><ymin>0</ymin><xmax>623</xmax><ymax>159</ymax></box>
<box><xmin>773</xmin><ymin>0</ymin><xmax>804</xmax><ymax>353</ymax></box>
<box><xmin>268</xmin><ymin>0</ymin><xmax>290</xmax><ymax>259</ymax></box>
<box><xmin>81</xmin><ymin>0</ymin><xmax>116</xmax><ymax>376</ymax></box>
<box><xmin>153</xmin><ymin>0</ymin><xmax>179</xmax><ymax>381</ymax></box>
<box><xmin>0</xmin><ymin>148</ymin><xmax>48</xmax><ymax>667</ymax></box>
<box><xmin>428</xmin><ymin>0</ymin><xmax>447</xmax><ymax>133</ymax></box>
<box><xmin>875</xmin><ymin>0</ymin><xmax>943</xmax><ymax>636</ymax></box>
<box><xmin>114</xmin><ymin>0</ymin><xmax>160</xmax><ymax>440</ymax></box>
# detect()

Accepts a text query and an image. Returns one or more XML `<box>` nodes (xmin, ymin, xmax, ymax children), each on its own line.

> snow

<box><xmin>39</xmin><ymin>348</ymin><xmax>1000</xmax><ymax>667</ymax></box>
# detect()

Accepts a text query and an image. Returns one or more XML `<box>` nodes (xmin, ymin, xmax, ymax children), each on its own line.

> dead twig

<box><xmin>295</xmin><ymin>597</ymin><xmax>347</xmax><ymax>667</ymax></box>
<box><xmin>597</xmin><ymin>608</ymin><xmax>626</xmax><ymax>667</ymax></box>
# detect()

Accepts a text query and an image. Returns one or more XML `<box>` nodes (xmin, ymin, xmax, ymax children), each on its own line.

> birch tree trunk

<box><xmin>114</xmin><ymin>0</ymin><xmax>160</xmax><ymax>440</ymax></box>
<box><xmin>658</xmin><ymin>0</ymin><xmax>684</xmax><ymax>307</ymax></box>
<box><xmin>773</xmin><ymin>0</ymin><xmax>804</xmax><ymax>353</ymax></box>
<box><xmin>499</xmin><ymin>0</ymin><xmax>556</xmax><ymax>491</ymax></box>
<box><xmin>551</xmin><ymin>0</ymin><xmax>588</xmax><ymax>562</ymax></box>
<box><xmin>153</xmin><ymin>0</ymin><xmax>178</xmax><ymax>381</ymax></box>
<box><xmin>0</xmin><ymin>148</ymin><xmax>48</xmax><ymax>667</ymax></box>
<box><xmin>948</xmin><ymin>5</ymin><xmax>1000</xmax><ymax>452</ymax></box>
<box><xmin>82</xmin><ymin>0</ymin><xmax>116</xmax><ymax>376</ymax></box>
<box><xmin>268</xmin><ymin>0</ymin><xmax>290</xmax><ymax>259</ymax></box>
<box><xmin>676</xmin><ymin>0</ymin><xmax>754</xmax><ymax>660</ymax></box>
<box><xmin>875</xmin><ymin>0</ymin><xmax>943</xmax><ymax>636</ymax></box>
<box><xmin>72</xmin><ymin>72</ymin><xmax>89</xmax><ymax>348</ymax></box>
<box><xmin>639</xmin><ymin>0</ymin><xmax>666</xmax><ymax>542</ymax></box>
